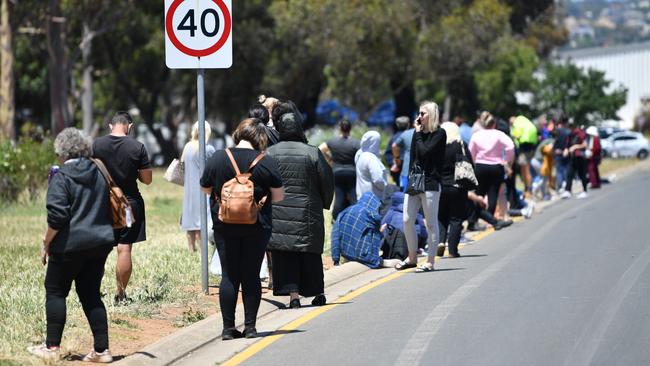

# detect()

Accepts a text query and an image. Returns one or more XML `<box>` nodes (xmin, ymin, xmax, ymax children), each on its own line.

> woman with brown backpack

<box><xmin>200</xmin><ymin>118</ymin><xmax>284</xmax><ymax>340</ymax></box>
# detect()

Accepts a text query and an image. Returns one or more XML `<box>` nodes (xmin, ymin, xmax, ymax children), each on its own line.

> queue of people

<box><xmin>31</xmin><ymin>98</ymin><xmax>606</xmax><ymax>362</ymax></box>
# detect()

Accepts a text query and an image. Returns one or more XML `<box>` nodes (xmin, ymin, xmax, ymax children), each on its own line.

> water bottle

<box><xmin>48</xmin><ymin>165</ymin><xmax>60</xmax><ymax>184</ymax></box>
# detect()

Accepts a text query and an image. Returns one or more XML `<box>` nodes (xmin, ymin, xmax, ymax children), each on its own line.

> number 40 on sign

<box><xmin>164</xmin><ymin>0</ymin><xmax>232</xmax><ymax>69</ymax></box>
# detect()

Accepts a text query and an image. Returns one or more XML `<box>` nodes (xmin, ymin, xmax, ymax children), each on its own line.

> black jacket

<box><xmin>46</xmin><ymin>158</ymin><xmax>116</xmax><ymax>254</ymax></box>
<box><xmin>266</xmin><ymin>142</ymin><xmax>334</xmax><ymax>254</ymax></box>
<box><xmin>410</xmin><ymin>129</ymin><xmax>447</xmax><ymax>191</ymax></box>
<box><xmin>441</xmin><ymin>141</ymin><xmax>474</xmax><ymax>188</ymax></box>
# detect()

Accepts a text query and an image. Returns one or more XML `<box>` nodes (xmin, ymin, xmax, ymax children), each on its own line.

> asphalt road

<box><xmin>242</xmin><ymin>167</ymin><xmax>650</xmax><ymax>366</ymax></box>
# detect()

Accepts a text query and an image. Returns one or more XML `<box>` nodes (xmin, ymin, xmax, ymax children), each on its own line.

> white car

<box><xmin>601</xmin><ymin>131</ymin><xmax>650</xmax><ymax>160</ymax></box>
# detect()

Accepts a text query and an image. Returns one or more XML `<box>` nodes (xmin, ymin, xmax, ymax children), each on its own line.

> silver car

<box><xmin>601</xmin><ymin>131</ymin><xmax>650</xmax><ymax>160</ymax></box>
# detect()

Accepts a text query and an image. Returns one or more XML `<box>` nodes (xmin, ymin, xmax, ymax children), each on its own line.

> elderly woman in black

<box><xmin>201</xmin><ymin>118</ymin><xmax>284</xmax><ymax>340</ymax></box>
<box><xmin>28</xmin><ymin>128</ymin><xmax>116</xmax><ymax>363</ymax></box>
<box><xmin>266</xmin><ymin>110</ymin><xmax>334</xmax><ymax>309</ymax></box>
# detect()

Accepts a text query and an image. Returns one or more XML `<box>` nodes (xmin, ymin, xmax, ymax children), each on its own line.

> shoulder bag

<box><xmin>454</xmin><ymin>141</ymin><xmax>478</xmax><ymax>190</ymax></box>
<box><xmin>406</xmin><ymin>141</ymin><xmax>426</xmax><ymax>195</ymax></box>
<box><xmin>90</xmin><ymin>158</ymin><xmax>134</xmax><ymax>229</ymax></box>
<box><xmin>164</xmin><ymin>158</ymin><xmax>184</xmax><ymax>186</ymax></box>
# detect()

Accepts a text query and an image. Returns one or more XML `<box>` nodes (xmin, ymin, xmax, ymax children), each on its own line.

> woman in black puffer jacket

<box><xmin>267</xmin><ymin>109</ymin><xmax>334</xmax><ymax>309</ymax></box>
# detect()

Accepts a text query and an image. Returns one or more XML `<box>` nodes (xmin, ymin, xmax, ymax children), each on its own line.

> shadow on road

<box><xmin>257</xmin><ymin>329</ymin><xmax>305</xmax><ymax>337</ymax></box>
<box><xmin>442</xmin><ymin>254</ymin><xmax>487</xmax><ymax>259</ymax></box>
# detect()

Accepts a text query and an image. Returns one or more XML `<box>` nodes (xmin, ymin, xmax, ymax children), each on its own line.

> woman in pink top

<box><xmin>468</xmin><ymin>114</ymin><xmax>515</xmax><ymax>215</ymax></box>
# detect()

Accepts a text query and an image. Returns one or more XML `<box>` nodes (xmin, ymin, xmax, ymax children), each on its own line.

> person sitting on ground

<box><xmin>355</xmin><ymin>131</ymin><xmax>388</xmax><ymax>201</ymax></box>
<box><xmin>266</xmin><ymin>112</ymin><xmax>334</xmax><ymax>309</ymax></box>
<box><xmin>380</xmin><ymin>191</ymin><xmax>428</xmax><ymax>257</ymax></box>
<box><xmin>466</xmin><ymin>191</ymin><xmax>513</xmax><ymax>231</ymax></box>
<box><xmin>331</xmin><ymin>192</ymin><xmax>384</xmax><ymax>269</ymax></box>
<box><xmin>29</xmin><ymin>128</ymin><xmax>116</xmax><ymax>363</ymax></box>
<box><xmin>200</xmin><ymin>118</ymin><xmax>285</xmax><ymax>340</ymax></box>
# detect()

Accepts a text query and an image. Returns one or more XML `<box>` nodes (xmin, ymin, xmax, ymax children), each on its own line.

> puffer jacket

<box><xmin>266</xmin><ymin>141</ymin><xmax>334</xmax><ymax>254</ymax></box>
<box><xmin>381</xmin><ymin>191</ymin><xmax>428</xmax><ymax>241</ymax></box>
<box><xmin>46</xmin><ymin>158</ymin><xmax>116</xmax><ymax>254</ymax></box>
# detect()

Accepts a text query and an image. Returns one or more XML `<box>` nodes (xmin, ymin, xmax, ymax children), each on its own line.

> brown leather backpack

<box><xmin>90</xmin><ymin>158</ymin><xmax>134</xmax><ymax>229</ymax></box>
<box><xmin>217</xmin><ymin>148</ymin><xmax>267</xmax><ymax>224</ymax></box>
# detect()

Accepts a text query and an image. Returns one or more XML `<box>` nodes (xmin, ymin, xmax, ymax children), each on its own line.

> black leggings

<box><xmin>332</xmin><ymin>169</ymin><xmax>357</xmax><ymax>221</ymax></box>
<box><xmin>214</xmin><ymin>228</ymin><xmax>270</xmax><ymax>328</ymax></box>
<box><xmin>45</xmin><ymin>246</ymin><xmax>112</xmax><ymax>352</ymax></box>
<box><xmin>438</xmin><ymin>186</ymin><xmax>468</xmax><ymax>256</ymax></box>
<box><xmin>474</xmin><ymin>163</ymin><xmax>504</xmax><ymax>215</ymax></box>
<box><xmin>566</xmin><ymin>157</ymin><xmax>588</xmax><ymax>193</ymax></box>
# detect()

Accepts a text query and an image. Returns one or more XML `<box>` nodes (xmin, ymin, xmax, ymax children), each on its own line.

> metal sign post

<box><xmin>164</xmin><ymin>0</ymin><xmax>233</xmax><ymax>295</ymax></box>
<box><xmin>197</xmin><ymin>68</ymin><xmax>208</xmax><ymax>294</ymax></box>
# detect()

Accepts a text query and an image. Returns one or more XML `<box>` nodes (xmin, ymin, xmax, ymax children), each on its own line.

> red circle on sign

<box><xmin>166</xmin><ymin>0</ymin><xmax>232</xmax><ymax>57</ymax></box>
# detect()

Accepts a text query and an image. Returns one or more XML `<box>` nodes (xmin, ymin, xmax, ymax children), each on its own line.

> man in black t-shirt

<box><xmin>93</xmin><ymin>111</ymin><xmax>152</xmax><ymax>304</ymax></box>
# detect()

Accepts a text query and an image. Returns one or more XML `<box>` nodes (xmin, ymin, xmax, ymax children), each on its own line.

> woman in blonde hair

<box><xmin>395</xmin><ymin>101</ymin><xmax>447</xmax><ymax>272</ymax></box>
<box><xmin>181</xmin><ymin>121</ymin><xmax>215</xmax><ymax>253</ymax></box>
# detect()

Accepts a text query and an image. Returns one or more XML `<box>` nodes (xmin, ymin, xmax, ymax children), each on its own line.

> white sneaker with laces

<box><xmin>560</xmin><ymin>191</ymin><xmax>572</xmax><ymax>199</ymax></box>
<box><xmin>576</xmin><ymin>192</ymin><xmax>588</xmax><ymax>199</ymax></box>
<box><xmin>83</xmin><ymin>349</ymin><xmax>113</xmax><ymax>363</ymax></box>
<box><xmin>524</xmin><ymin>202</ymin><xmax>535</xmax><ymax>218</ymax></box>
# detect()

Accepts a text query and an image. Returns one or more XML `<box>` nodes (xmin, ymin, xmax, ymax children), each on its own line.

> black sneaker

<box><xmin>467</xmin><ymin>223</ymin><xmax>487</xmax><ymax>232</ymax></box>
<box><xmin>221</xmin><ymin>327</ymin><xmax>243</xmax><ymax>341</ymax></box>
<box><xmin>289</xmin><ymin>299</ymin><xmax>301</xmax><ymax>309</ymax></box>
<box><xmin>493</xmin><ymin>219</ymin><xmax>513</xmax><ymax>230</ymax></box>
<box><xmin>311</xmin><ymin>294</ymin><xmax>326</xmax><ymax>306</ymax></box>
<box><xmin>243</xmin><ymin>326</ymin><xmax>257</xmax><ymax>339</ymax></box>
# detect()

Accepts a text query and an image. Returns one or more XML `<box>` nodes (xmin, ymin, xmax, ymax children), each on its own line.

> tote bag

<box><xmin>164</xmin><ymin>158</ymin><xmax>184</xmax><ymax>186</ymax></box>
<box><xmin>454</xmin><ymin>141</ymin><xmax>478</xmax><ymax>190</ymax></box>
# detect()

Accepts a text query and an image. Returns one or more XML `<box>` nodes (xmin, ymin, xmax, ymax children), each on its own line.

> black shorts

<box><xmin>115</xmin><ymin>195</ymin><xmax>146</xmax><ymax>244</ymax></box>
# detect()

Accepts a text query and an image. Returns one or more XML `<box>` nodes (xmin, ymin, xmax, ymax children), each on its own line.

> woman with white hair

<box><xmin>181</xmin><ymin>121</ymin><xmax>215</xmax><ymax>252</ymax></box>
<box><xmin>395</xmin><ymin>101</ymin><xmax>447</xmax><ymax>272</ymax></box>
<box><xmin>437</xmin><ymin>122</ymin><xmax>473</xmax><ymax>258</ymax></box>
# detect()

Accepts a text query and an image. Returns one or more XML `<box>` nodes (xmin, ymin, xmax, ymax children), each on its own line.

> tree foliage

<box><xmin>533</xmin><ymin>62</ymin><xmax>628</xmax><ymax>124</ymax></box>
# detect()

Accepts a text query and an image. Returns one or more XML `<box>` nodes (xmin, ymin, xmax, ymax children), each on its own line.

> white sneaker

<box><xmin>82</xmin><ymin>349</ymin><xmax>113</xmax><ymax>363</ymax></box>
<box><xmin>576</xmin><ymin>192</ymin><xmax>588</xmax><ymax>199</ymax></box>
<box><xmin>523</xmin><ymin>202</ymin><xmax>535</xmax><ymax>218</ymax></box>
<box><xmin>560</xmin><ymin>191</ymin><xmax>572</xmax><ymax>199</ymax></box>
<box><xmin>27</xmin><ymin>343</ymin><xmax>60</xmax><ymax>360</ymax></box>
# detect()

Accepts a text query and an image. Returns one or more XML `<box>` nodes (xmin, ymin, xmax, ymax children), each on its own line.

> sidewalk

<box><xmin>114</xmin><ymin>159</ymin><xmax>647</xmax><ymax>366</ymax></box>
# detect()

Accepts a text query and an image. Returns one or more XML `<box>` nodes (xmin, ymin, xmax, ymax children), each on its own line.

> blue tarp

<box><xmin>315</xmin><ymin>100</ymin><xmax>359</xmax><ymax>125</ymax></box>
<box><xmin>366</xmin><ymin>100</ymin><xmax>395</xmax><ymax>127</ymax></box>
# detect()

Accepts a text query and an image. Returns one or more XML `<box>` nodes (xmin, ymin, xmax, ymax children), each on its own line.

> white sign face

<box><xmin>164</xmin><ymin>0</ymin><xmax>232</xmax><ymax>69</ymax></box>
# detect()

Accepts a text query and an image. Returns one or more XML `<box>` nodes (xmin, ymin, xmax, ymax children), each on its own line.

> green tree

<box><xmin>533</xmin><ymin>61</ymin><xmax>628</xmax><ymax>124</ymax></box>
<box><xmin>474</xmin><ymin>37</ymin><xmax>539</xmax><ymax>117</ymax></box>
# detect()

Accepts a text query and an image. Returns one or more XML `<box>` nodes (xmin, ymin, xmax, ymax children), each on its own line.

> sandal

<box><xmin>415</xmin><ymin>263</ymin><xmax>434</xmax><ymax>272</ymax></box>
<box><xmin>395</xmin><ymin>260</ymin><xmax>416</xmax><ymax>271</ymax></box>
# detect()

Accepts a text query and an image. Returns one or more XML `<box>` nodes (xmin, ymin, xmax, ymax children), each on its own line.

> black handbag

<box><xmin>406</xmin><ymin>146</ymin><xmax>426</xmax><ymax>195</ymax></box>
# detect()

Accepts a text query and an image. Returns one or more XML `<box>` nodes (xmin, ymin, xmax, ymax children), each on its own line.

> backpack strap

<box><xmin>224</xmin><ymin>148</ymin><xmax>242</xmax><ymax>175</ymax></box>
<box><xmin>90</xmin><ymin>157</ymin><xmax>116</xmax><ymax>188</ymax></box>
<box><xmin>247</xmin><ymin>153</ymin><xmax>266</xmax><ymax>172</ymax></box>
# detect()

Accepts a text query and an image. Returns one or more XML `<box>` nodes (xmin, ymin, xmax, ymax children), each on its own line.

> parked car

<box><xmin>597</xmin><ymin>126</ymin><xmax>625</xmax><ymax>140</ymax></box>
<box><xmin>601</xmin><ymin>131</ymin><xmax>650</xmax><ymax>159</ymax></box>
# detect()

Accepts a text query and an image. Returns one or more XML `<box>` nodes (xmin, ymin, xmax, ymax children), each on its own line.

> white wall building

<box><xmin>559</xmin><ymin>41</ymin><xmax>650</xmax><ymax>129</ymax></box>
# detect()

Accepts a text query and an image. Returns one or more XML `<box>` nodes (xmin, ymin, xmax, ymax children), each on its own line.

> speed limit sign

<box><xmin>164</xmin><ymin>0</ymin><xmax>232</xmax><ymax>69</ymax></box>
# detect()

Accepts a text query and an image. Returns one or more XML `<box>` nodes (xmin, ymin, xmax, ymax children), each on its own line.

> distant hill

<box><xmin>561</xmin><ymin>0</ymin><xmax>650</xmax><ymax>49</ymax></box>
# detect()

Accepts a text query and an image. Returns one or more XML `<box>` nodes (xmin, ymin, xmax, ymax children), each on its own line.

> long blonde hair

<box><xmin>441</xmin><ymin>122</ymin><xmax>461</xmax><ymax>144</ymax></box>
<box><xmin>420</xmin><ymin>101</ymin><xmax>440</xmax><ymax>132</ymax></box>
<box><xmin>191</xmin><ymin>121</ymin><xmax>212</xmax><ymax>143</ymax></box>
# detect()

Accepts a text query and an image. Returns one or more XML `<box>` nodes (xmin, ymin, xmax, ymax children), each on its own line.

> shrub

<box><xmin>0</xmin><ymin>136</ymin><xmax>56</xmax><ymax>205</ymax></box>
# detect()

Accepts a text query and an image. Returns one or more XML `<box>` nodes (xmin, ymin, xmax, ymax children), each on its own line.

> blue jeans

<box><xmin>554</xmin><ymin>156</ymin><xmax>569</xmax><ymax>190</ymax></box>
<box><xmin>332</xmin><ymin>169</ymin><xmax>357</xmax><ymax>221</ymax></box>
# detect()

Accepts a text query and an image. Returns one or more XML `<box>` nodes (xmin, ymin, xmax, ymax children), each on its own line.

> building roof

<box><xmin>558</xmin><ymin>41</ymin><xmax>650</xmax><ymax>60</ymax></box>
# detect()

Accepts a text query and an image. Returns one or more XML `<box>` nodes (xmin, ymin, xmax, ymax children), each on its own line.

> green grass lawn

<box><xmin>0</xmin><ymin>170</ymin><xmax>214</xmax><ymax>364</ymax></box>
